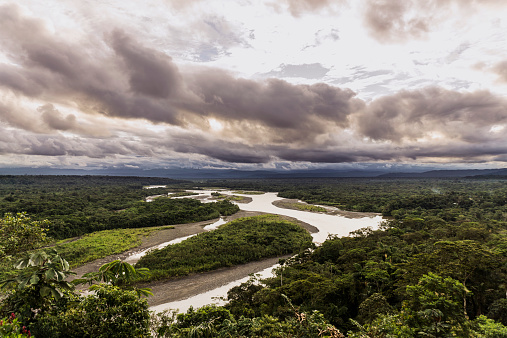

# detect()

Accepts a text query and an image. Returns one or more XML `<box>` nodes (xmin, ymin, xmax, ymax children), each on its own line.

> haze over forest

<box><xmin>1</xmin><ymin>0</ymin><xmax>507</xmax><ymax>172</ymax></box>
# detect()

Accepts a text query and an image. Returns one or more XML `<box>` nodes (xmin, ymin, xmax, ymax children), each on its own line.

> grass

<box><xmin>232</xmin><ymin>191</ymin><xmax>265</xmax><ymax>195</ymax></box>
<box><xmin>169</xmin><ymin>192</ymin><xmax>199</xmax><ymax>198</ymax></box>
<box><xmin>289</xmin><ymin>203</ymin><xmax>327</xmax><ymax>213</ymax></box>
<box><xmin>54</xmin><ymin>226</ymin><xmax>174</xmax><ymax>267</ymax></box>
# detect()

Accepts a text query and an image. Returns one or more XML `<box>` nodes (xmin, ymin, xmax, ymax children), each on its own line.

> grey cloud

<box><xmin>494</xmin><ymin>61</ymin><xmax>507</xmax><ymax>83</ymax></box>
<box><xmin>172</xmin><ymin>136</ymin><xmax>271</xmax><ymax>164</ymax></box>
<box><xmin>184</xmin><ymin>69</ymin><xmax>359</xmax><ymax>132</ymax></box>
<box><xmin>446</xmin><ymin>42</ymin><xmax>471</xmax><ymax>63</ymax></box>
<box><xmin>363</xmin><ymin>0</ymin><xmax>429</xmax><ymax>43</ymax></box>
<box><xmin>261</xmin><ymin>63</ymin><xmax>331</xmax><ymax>79</ymax></box>
<box><xmin>356</xmin><ymin>87</ymin><xmax>507</xmax><ymax>142</ymax></box>
<box><xmin>0</xmin><ymin>4</ymin><xmax>361</xmax><ymax>139</ymax></box>
<box><xmin>362</xmin><ymin>0</ymin><xmax>505</xmax><ymax>43</ymax></box>
<box><xmin>39</xmin><ymin>104</ymin><xmax>76</xmax><ymax>131</ymax></box>
<box><xmin>110</xmin><ymin>30</ymin><xmax>182</xmax><ymax>98</ymax></box>
<box><xmin>0</xmin><ymin>126</ymin><xmax>157</xmax><ymax>159</ymax></box>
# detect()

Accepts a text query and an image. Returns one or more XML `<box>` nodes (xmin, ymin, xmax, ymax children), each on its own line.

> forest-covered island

<box><xmin>1</xmin><ymin>175</ymin><xmax>507</xmax><ymax>337</ymax></box>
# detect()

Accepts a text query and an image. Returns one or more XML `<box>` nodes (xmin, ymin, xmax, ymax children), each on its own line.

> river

<box><xmin>143</xmin><ymin>189</ymin><xmax>383</xmax><ymax>313</ymax></box>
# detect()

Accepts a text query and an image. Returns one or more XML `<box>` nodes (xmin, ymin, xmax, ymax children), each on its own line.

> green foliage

<box><xmin>136</xmin><ymin>215</ymin><xmax>313</xmax><ymax>281</ymax></box>
<box><xmin>32</xmin><ymin>284</ymin><xmax>151</xmax><ymax>338</ymax></box>
<box><xmin>403</xmin><ymin>273</ymin><xmax>471</xmax><ymax>336</ymax></box>
<box><xmin>348</xmin><ymin>314</ymin><xmax>416</xmax><ymax>338</ymax></box>
<box><xmin>74</xmin><ymin>260</ymin><xmax>153</xmax><ymax>298</ymax></box>
<box><xmin>222</xmin><ymin>204</ymin><xmax>507</xmax><ymax>333</ymax></box>
<box><xmin>150</xmin><ymin>301</ymin><xmax>344</xmax><ymax>338</ymax></box>
<box><xmin>0</xmin><ymin>313</ymin><xmax>32</xmax><ymax>338</ymax></box>
<box><xmin>0</xmin><ymin>249</ymin><xmax>75</xmax><ymax>322</ymax></box>
<box><xmin>3</xmin><ymin>176</ymin><xmax>507</xmax><ymax>336</ymax></box>
<box><xmin>0</xmin><ymin>176</ymin><xmax>236</xmax><ymax>239</ymax></box>
<box><xmin>0</xmin><ymin>213</ymin><xmax>49</xmax><ymax>260</ymax></box>
<box><xmin>473</xmin><ymin>315</ymin><xmax>507</xmax><ymax>338</ymax></box>
<box><xmin>54</xmin><ymin>227</ymin><xmax>165</xmax><ymax>267</ymax></box>
<box><xmin>488</xmin><ymin>299</ymin><xmax>507</xmax><ymax>326</ymax></box>
<box><xmin>356</xmin><ymin>293</ymin><xmax>394</xmax><ymax>324</ymax></box>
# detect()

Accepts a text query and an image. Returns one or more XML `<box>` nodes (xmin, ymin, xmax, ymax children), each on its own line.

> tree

<box><xmin>0</xmin><ymin>249</ymin><xmax>75</xmax><ymax>321</ymax></box>
<box><xmin>33</xmin><ymin>284</ymin><xmax>151</xmax><ymax>338</ymax></box>
<box><xmin>73</xmin><ymin>259</ymin><xmax>152</xmax><ymax>298</ymax></box>
<box><xmin>0</xmin><ymin>213</ymin><xmax>49</xmax><ymax>260</ymax></box>
<box><xmin>403</xmin><ymin>272</ymin><xmax>471</xmax><ymax>337</ymax></box>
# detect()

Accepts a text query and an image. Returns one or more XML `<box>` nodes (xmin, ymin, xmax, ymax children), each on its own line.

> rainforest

<box><xmin>1</xmin><ymin>175</ymin><xmax>507</xmax><ymax>337</ymax></box>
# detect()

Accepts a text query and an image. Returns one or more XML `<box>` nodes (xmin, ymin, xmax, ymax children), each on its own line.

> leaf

<box><xmin>40</xmin><ymin>286</ymin><xmax>51</xmax><ymax>297</ymax></box>
<box><xmin>45</xmin><ymin>268</ymin><xmax>56</xmax><ymax>280</ymax></box>
<box><xmin>14</xmin><ymin>258</ymin><xmax>29</xmax><ymax>270</ymax></box>
<box><xmin>18</xmin><ymin>277</ymin><xmax>30</xmax><ymax>289</ymax></box>
<box><xmin>61</xmin><ymin>258</ymin><xmax>70</xmax><ymax>271</ymax></box>
<box><xmin>50</xmin><ymin>287</ymin><xmax>63</xmax><ymax>300</ymax></box>
<box><xmin>29</xmin><ymin>275</ymin><xmax>40</xmax><ymax>285</ymax></box>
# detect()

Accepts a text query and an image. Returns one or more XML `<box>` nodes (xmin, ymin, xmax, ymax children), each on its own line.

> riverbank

<box><xmin>70</xmin><ymin>210</ymin><xmax>317</xmax><ymax>302</ymax></box>
<box><xmin>146</xmin><ymin>254</ymin><xmax>291</xmax><ymax>308</ymax></box>
<box><xmin>272</xmin><ymin>198</ymin><xmax>380</xmax><ymax>219</ymax></box>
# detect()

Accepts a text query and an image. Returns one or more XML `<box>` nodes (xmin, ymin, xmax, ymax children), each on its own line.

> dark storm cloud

<box><xmin>110</xmin><ymin>31</ymin><xmax>182</xmax><ymax>98</ymax></box>
<box><xmin>356</xmin><ymin>87</ymin><xmax>507</xmax><ymax>142</ymax></box>
<box><xmin>171</xmin><ymin>134</ymin><xmax>271</xmax><ymax>164</ymax></box>
<box><xmin>184</xmin><ymin>69</ymin><xmax>359</xmax><ymax>130</ymax></box>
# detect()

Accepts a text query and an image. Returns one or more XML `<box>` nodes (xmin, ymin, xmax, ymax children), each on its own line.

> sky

<box><xmin>1</xmin><ymin>0</ymin><xmax>507</xmax><ymax>172</ymax></box>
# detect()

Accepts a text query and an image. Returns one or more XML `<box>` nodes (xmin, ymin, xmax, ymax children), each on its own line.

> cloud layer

<box><xmin>1</xmin><ymin>2</ymin><xmax>507</xmax><ymax>169</ymax></box>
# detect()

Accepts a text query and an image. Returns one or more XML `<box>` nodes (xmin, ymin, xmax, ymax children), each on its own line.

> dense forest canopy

<box><xmin>1</xmin><ymin>175</ymin><xmax>507</xmax><ymax>336</ymax></box>
<box><xmin>0</xmin><ymin>176</ymin><xmax>237</xmax><ymax>239</ymax></box>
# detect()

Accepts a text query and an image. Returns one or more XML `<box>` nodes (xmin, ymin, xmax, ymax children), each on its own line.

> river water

<box><xmin>145</xmin><ymin>189</ymin><xmax>383</xmax><ymax>313</ymax></box>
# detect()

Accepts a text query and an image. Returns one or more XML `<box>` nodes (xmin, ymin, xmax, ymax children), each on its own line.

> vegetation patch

<box><xmin>54</xmin><ymin>226</ymin><xmax>173</xmax><ymax>268</ymax></box>
<box><xmin>275</xmin><ymin>200</ymin><xmax>327</xmax><ymax>213</ymax></box>
<box><xmin>135</xmin><ymin>215</ymin><xmax>313</xmax><ymax>281</ymax></box>
<box><xmin>232</xmin><ymin>190</ymin><xmax>265</xmax><ymax>195</ymax></box>
<box><xmin>168</xmin><ymin>192</ymin><xmax>198</xmax><ymax>198</ymax></box>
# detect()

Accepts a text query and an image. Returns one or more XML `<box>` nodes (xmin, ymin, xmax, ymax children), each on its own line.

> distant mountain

<box><xmin>1</xmin><ymin>167</ymin><xmax>507</xmax><ymax>179</ymax></box>
<box><xmin>0</xmin><ymin>167</ymin><xmax>387</xmax><ymax>179</ymax></box>
<box><xmin>377</xmin><ymin>169</ymin><xmax>507</xmax><ymax>178</ymax></box>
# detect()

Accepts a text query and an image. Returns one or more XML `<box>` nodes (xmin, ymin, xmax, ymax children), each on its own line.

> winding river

<box><xmin>141</xmin><ymin>189</ymin><xmax>383</xmax><ymax>313</ymax></box>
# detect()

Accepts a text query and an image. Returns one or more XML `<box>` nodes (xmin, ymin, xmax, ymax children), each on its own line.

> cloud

<box><xmin>362</xmin><ymin>0</ymin><xmax>505</xmax><ymax>43</ymax></box>
<box><xmin>493</xmin><ymin>61</ymin><xmax>507</xmax><ymax>83</ymax></box>
<box><xmin>355</xmin><ymin>87</ymin><xmax>507</xmax><ymax>143</ymax></box>
<box><xmin>362</xmin><ymin>0</ymin><xmax>431</xmax><ymax>43</ymax></box>
<box><xmin>39</xmin><ymin>104</ymin><xmax>77</xmax><ymax>131</ymax></box>
<box><xmin>269</xmin><ymin>0</ymin><xmax>342</xmax><ymax>17</ymax></box>
<box><xmin>260</xmin><ymin>63</ymin><xmax>331</xmax><ymax>79</ymax></box>
<box><xmin>110</xmin><ymin>30</ymin><xmax>182</xmax><ymax>98</ymax></box>
<box><xmin>2</xmin><ymin>3</ymin><xmax>507</xmax><ymax>168</ymax></box>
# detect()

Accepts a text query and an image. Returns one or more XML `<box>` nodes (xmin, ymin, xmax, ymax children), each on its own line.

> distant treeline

<box><xmin>0</xmin><ymin>175</ymin><xmax>238</xmax><ymax>239</ymax></box>
<box><xmin>202</xmin><ymin>177</ymin><xmax>507</xmax><ymax>221</ymax></box>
